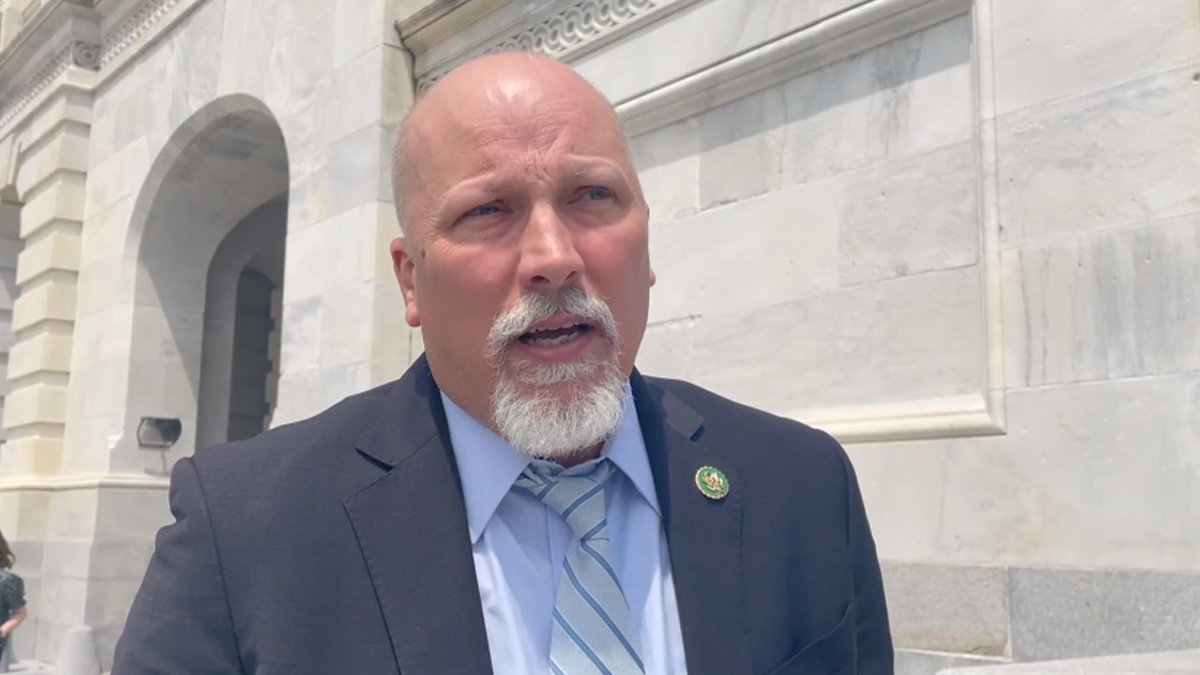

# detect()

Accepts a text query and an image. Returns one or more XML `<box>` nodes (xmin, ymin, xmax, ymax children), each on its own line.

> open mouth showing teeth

<box><xmin>518</xmin><ymin>323</ymin><xmax>592</xmax><ymax>347</ymax></box>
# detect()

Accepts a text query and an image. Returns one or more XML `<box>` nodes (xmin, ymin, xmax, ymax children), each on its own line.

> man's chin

<box><xmin>503</xmin><ymin>359</ymin><xmax>607</xmax><ymax>390</ymax></box>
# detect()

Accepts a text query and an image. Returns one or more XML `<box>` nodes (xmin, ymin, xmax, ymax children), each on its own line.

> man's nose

<box><xmin>518</xmin><ymin>202</ymin><xmax>584</xmax><ymax>291</ymax></box>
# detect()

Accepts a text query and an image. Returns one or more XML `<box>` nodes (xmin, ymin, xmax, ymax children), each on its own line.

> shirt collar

<box><xmin>441</xmin><ymin>384</ymin><xmax>661</xmax><ymax>545</ymax></box>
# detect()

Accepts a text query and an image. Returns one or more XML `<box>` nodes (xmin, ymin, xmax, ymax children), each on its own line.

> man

<box><xmin>113</xmin><ymin>53</ymin><xmax>892</xmax><ymax>675</ymax></box>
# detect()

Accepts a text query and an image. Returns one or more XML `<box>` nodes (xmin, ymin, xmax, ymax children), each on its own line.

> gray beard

<box><xmin>485</xmin><ymin>286</ymin><xmax>628</xmax><ymax>461</ymax></box>
<box><xmin>491</xmin><ymin>356</ymin><xmax>627</xmax><ymax>461</ymax></box>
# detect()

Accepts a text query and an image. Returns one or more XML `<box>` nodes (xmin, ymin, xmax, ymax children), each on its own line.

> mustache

<box><xmin>485</xmin><ymin>287</ymin><xmax>619</xmax><ymax>359</ymax></box>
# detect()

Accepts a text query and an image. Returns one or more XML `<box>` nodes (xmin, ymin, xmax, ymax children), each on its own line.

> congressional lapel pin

<box><xmin>695</xmin><ymin>466</ymin><xmax>729</xmax><ymax>500</ymax></box>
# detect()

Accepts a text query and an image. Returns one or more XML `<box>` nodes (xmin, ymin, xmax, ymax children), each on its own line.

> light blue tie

<box><xmin>515</xmin><ymin>459</ymin><xmax>646</xmax><ymax>675</ymax></box>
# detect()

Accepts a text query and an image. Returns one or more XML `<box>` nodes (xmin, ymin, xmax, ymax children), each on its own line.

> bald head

<box><xmin>390</xmin><ymin>53</ymin><xmax>641</xmax><ymax>238</ymax></box>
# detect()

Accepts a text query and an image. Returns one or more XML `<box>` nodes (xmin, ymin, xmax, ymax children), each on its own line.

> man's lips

<box><xmin>516</xmin><ymin>314</ymin><xmax>596</xmax><ymax>347</ymax></box>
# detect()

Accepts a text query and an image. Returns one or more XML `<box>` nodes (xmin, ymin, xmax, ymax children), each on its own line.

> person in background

<box><xmin>0</xmin><ymin>529</ymin><xmax>28</xmax><ymax>668</ymax></box>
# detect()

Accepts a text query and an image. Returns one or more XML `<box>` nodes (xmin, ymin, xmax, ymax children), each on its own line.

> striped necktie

<box><xmin>515</xmin><ymin>459</ymin><xmax>646</xmax><ymax>675</ymax></box>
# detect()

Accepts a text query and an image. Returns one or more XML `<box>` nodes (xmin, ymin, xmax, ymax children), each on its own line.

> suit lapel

<box><xmin>342</xmin><ymin>357</ymin><xmax>493</xmax><ymax>675</ymax></box>
<box><xmin>632</xmin><ymin>372</ymin><xmax>754</xmax><ymax>675</ymax></box>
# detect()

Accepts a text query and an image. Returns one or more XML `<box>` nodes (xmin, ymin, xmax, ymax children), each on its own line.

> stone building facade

<box><xmin>0</xmin><ymin>0</ymin><xmax>1196</xmax><ymax>671</ymax></box>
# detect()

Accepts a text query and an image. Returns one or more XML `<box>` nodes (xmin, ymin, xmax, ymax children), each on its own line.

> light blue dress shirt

<box><xmin>441</xmin><ymin>387</ymin><xmax>690</xmax><ymax>675</ymax></box>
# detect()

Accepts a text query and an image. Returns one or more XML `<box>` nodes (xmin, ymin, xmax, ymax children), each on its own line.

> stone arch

<box><xmin>119</xmin><ymin>94</ymin><xmax>289</xmax><ymax>473</ymax></box>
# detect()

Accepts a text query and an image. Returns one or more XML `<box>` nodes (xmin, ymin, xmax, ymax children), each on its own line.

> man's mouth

<box><xmin>517</xmin><ymin>321</ymin><xmax>593</xmax><ymax>347</ymax></box>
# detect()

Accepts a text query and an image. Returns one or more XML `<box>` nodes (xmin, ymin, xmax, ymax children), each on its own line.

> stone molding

<box><xmin>406</xmin><ymin>0</ymin><xmax>706</xmax><ymax>95</ymax></box>
<box><xmin>0</xmin><ymin>38</ymin><xmax>98</xmax><ymax>129</ymax></box>
<box><xmin>0</xmin><ymin>472</ymin><xmax>170</xmax><ymax>492</ymax></box>
<box><xmin>0</xmin><ymin>0</ymin><xmax>192</xmax><ymax>136</ymax></box>
<box><xmin>98</xmin><ymin>0</ymin><xmax>184</xmax><ymax>68</ymax></box>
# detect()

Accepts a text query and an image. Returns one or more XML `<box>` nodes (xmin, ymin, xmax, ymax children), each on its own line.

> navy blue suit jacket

<box><xmin>113</xmin><ymin>355</ymin><xmax>893</xmax><ymax>675</ymax></box>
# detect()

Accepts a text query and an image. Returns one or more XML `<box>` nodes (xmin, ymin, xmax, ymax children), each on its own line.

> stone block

<box><xmin>93</xmin><ymin>488</ymin><xmax>172</xmax><ymax>546</ymax></box>
<box><xmin>635</xmin><ymin>318</ymin><xmax>694</xmax><ymax>381</ymax></box>
<box><xmin>647</xmin><ymin>174</ymin><xmax>839</xmax><ymax>324</ymax></box>
<box><xmin>88</xmin><ymin>578</ymin><xmax>147</xmax><ymax>671</ymax></box>
<box><xmin>325</xmin><ymin>123</ymin><xmax>394</xmax><ymax>219</ymax></box>
<box><xmin>837</xmin><ymin>140</ymin><xmax>979</xmax><ymax>286</ymax></box>
<box><xmin>319</xmin><ymin>361</ymin><xmax>370</xmax><ymax>411</ymax></box>
<box><xmin>0</xmin><ymin>437</ymin><xmax>62</xmax><ymax>476</ymax></box>
<box><xmin>43</xmin><ymin>489</ymin><xmax>101</xmax><ymax>543</ymax></box>
<box><xmin>19</xmin><ymin>177</ymin><xmax>86</xmax><ymax>240</ymax></box>
<box><xmin>283</xmin><ymin>205</ymin><xmax>371</xmax><ymax>302</ymax></box>
<box><xmin>696</xmin><ymin>14</ymin><xmax>973</xmax><ymax>208</ymax></box>
<box><xmin>15</xmin><ymin>231</ymin><xmax>81</xmax><ymax>285</ymax></box>
<box><xmin>108</xmin><ymin>87</ymin><xmax>154</xmax><ymax>167</ymax></box>
<box><xmin>690</xmin><ymin>265</ymin><xmax>986</xmax><ymax>416</ymax></box>
<box><xmin>272</xmin><ymin>368</ymin><xmax>323</xmax><ymax>426</ymax></box>
<box><xmin>86</xmin><ymin>108</ymin><xmax>118</xmax><ymax>173</ymax></box>
<box><xmin>159</xmin><ymin>1</ymin><xmax>225</xmax><ymax>128</ymax></box>
<box><xmin>883</xmin><ymin>562</ymin><xmax>1009</xmax><ymax>657</ymax></box>
<box><xmin>898</xmin><ymin>650</ymin><xmax>1008</xmax><ymax>675</ymax></box>
<box><xmin>15</xmin><ymin>129</ymin><xmax>90</xmax><ymax>198</ymax></box>
<box><xmin>573</xmin><ymin>0</ymin><xmax>874</xmax><ymax>104</ymax></box>
<box><xmin>288</xmin><ymin>149</ymin><xmax>330</xmax><ymax>229</ymax></box>
<box><xmin>2</xmin><ymin>385</ymin><xmax>68</xmax><ymax>429</ymax></box>
<box><xmin>39</xmin><ymin>541</ymin><xmax>91</xmax><ymax>580</ymax></box>
<box><xmin>280</xmin><ymin>296</ymin><xmax>323</xmax><ymax>373</ymax></box>
<box><xmin>6</xmin><ymin>334</ymin><xmax>73</xmax><ymax>380</ymax></box>
<box><xmin>277</xmin><ymin>0</ymin><xmax>331</xmax><ymax>38</ymax></box>
<box><xmin>380</xmin><ymin>42</ymin><xmax>415</xmax><ymax>126</ymax></box>
<box><xmin>217</xmin><ymin>0</ymin><xmax>276</xmax><ymax>95</ymax></box>
<box><xmin>941</xmin><ymin>651</ymin><xmax>1200</xmax><ymax>675</ymax></box>
<box><xmin>126</xmin><ymin>360</ymin><xmax>200</xmax><ymax>427</ymax></box>
<box><xmin>10</xmin><ymin>281</ymin><xmax>75</xmax><ymax>331</ymax></box>
<box><xmin>324</xmin><ymin>48</ymin><xmax>385</xmax><ymax>147</ymax></box>
<box><xmin>73</xmin><ymin>256</ymin><xmax>130</xmax><ymax>325</ymax></box>
<box><xmin>83</xmin><ymin>140</ymin><xmax>145</xmax><ymax>225</ymax></box>
<box><xmin>846</xmin><ymin>374</ymin><xmax>1200</xmax><ymax>570</ymax></box>
<box><xmin>319</xmin><ymin>282</ymin><xmax>374</xmax><ymax>369</ymax></box>
<box><xmin>1010</xmin><ymin>568</ymin><xmax>1200</xmax><ymax>661</ymax></box>
<box><xmin>629</xmin><ymin>116</ymin><xmax>700</xmax><ymax>222</ymax></box>
<box><xmin>53</xmin><ymin>625</ymin><xmax>100</xmax><ymax>675</ymax></box>
<box><xmin>334</xmin><ymin>0</ymin><xmax>379</xmax><ymax>67</ymax></box>
<box><xmin>24</xmin><ymin>92</ymin><xmax>91</xmax><ymax>151</ymax></box>
<box><xmin>991</xmin><ymin>0</ymin><xmax>1200</xmax><ymax>117</ymax></box>
<box><xmin>996</xmin><ymin>65</ymin><xmax>1200</xmax><ymax>250</ymax></box>
<box><xmin>1004</xmin><ymin>215</ymin><xmax>1200</xmax><ymax>388</ymax></box>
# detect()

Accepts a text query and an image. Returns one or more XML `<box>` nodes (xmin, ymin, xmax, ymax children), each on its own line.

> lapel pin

<box><xmin>695</xmin><ymin>466</ymin><xmax>729</xmax><ymax>500</ymax></box>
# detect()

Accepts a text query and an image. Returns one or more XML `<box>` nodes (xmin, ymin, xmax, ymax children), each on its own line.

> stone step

<box><xmin>938</xmin><ymin>650</ymin><xmax>1200</xmax><ymax>675</ymax></box>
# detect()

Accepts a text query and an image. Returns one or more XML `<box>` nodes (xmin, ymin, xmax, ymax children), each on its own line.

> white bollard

<box><xmin>54</xmin><ymin>627</ymin><xmax>100</xmax><ymax>675</ymax></box>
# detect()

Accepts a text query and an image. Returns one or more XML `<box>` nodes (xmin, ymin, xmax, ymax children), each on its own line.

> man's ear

<box><xmin>391</xmin><ymin>236</ymin><xmax>421</xmax><ymax>328</ymax></box>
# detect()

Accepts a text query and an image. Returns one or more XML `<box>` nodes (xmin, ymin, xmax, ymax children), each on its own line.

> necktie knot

<box><xmin>514</xmin><ymin>459</ymin><xmax>615</xmax><ymax>541</ymax></box>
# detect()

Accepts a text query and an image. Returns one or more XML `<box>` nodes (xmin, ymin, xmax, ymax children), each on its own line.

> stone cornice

<box><xmin>0</xmin><ymin>0</ymin><xmax>187</xmax><ymax>135</ymax></box>
<box><xmin>98</xmin><ymin>0</ymin><xmax>183</xmax><ymax>67</ymax></box>
<box><xmin>404</xmin><ymin>0</ymin><xmax>706</xmax><ymax>96</ymax></box>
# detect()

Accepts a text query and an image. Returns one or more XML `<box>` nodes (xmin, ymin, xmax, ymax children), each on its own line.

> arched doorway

<box><xmin>126</xmin><ymin>97</ymin><xmax>289</xmax><ymax>469</ymax></box>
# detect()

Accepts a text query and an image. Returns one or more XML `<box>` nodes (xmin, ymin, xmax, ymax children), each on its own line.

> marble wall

<box><xmin>575</xmin><ymin>0</ymin><xmax>1200</xmax><ymax>575</ymax></box>
<box><xmin>559</xmin><ymin>0</ymin><xmax>1199</xmax><ymax>662</ymax></box>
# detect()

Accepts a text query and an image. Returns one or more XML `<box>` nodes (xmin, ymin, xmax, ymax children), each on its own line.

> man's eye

<box><xmin>582</xmin><ymin>187</ymin><xmax>613</xmax><ymax>201</ymax></box>
<box><xmin>466</xmin><ymin>203</ymin><xmax>501</xmax><ymax>218</ymax></box>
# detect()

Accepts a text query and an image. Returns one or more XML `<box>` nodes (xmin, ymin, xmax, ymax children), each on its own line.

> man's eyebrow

<box><xmin>564</xmin><ymin>160</ymin><xmax>631</xmax><ymax>182</ymax></box>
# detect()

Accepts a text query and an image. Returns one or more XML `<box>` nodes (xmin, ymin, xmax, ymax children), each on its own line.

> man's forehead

<box><xmin>413</xmin><ymin>102</ymin><xmax>627</xmax><ymax>175</ymax></box>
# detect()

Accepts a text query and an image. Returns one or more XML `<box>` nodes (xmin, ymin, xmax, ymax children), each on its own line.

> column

<box><xmin>1</xmin><ymin>91</ymin><xmax>87</xmax><ymax>478</ymax></box>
